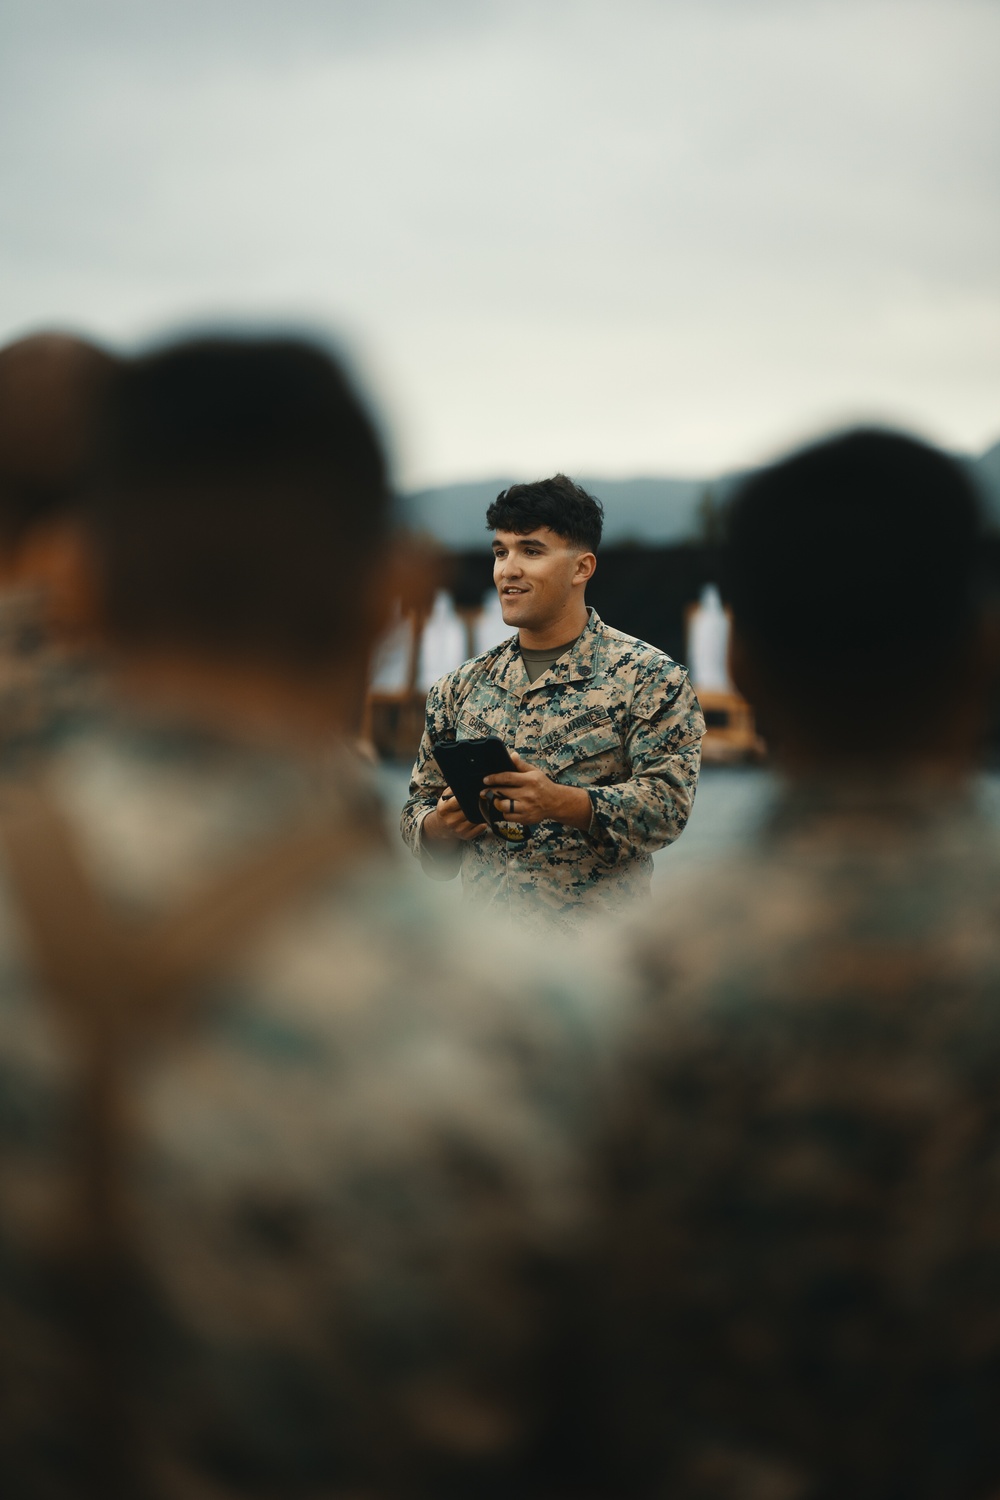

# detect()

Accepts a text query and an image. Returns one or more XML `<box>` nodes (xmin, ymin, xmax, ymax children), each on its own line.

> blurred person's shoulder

<box><xmin>30</xmin><ymin>703</ymin><xmax>618</xmax><ymax>1062</ymax></box>
<box><xmin>0</xmin><ymin>710</ymin><xmax>624</xmax><ymax>1495</ymax></box>
<box><xmin>623</xmin><ymin>778</ymin><xmax>1000</xmax><ymax>1037</ymax></box>
<box><xmin>0</xmin><ymin>704</ymin><xmax>620</xmax><ymax>1268</ymax></box>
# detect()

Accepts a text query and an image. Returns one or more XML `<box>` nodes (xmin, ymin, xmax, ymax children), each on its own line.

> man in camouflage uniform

<box><xmin>401</xmin><ymin>475</ymin><xmax>704</xmax><ymax>928</ymax></box>
<box><xmin>601</xmin><ymin>431</ymin><xmax>1000</xmax><ymax>1497</ymax></box>
<box><xmin>0</xmin><ymin>337</ymin><xmax>607</xmax><ymax>1498</ymax></box>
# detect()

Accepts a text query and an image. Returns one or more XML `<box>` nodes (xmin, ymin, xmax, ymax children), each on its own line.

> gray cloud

<box><xmin>0</xmin><ymin>0</ymin><xmax>504</xmax><ymax>69</ymax></box>
<box><xmin>0</xmin><ymin>0</ymin><xmax>996</xmax><ymax>482</ymax></box>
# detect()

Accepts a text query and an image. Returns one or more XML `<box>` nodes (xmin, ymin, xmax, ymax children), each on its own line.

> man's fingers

<box><xmin>482</xmin><ymin>753</ymin><xmax>534</xmax><ymax>786</ymax></box>
<box><xmin>482</xmin><ymin>770</ymin><xmax>532</xmax><ymax>788</ymax></box>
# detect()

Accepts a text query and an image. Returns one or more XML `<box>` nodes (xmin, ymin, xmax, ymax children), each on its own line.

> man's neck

<box><xmin>517</xmin><ymin>600</ymin><xmax>589</xmax><ymax>651</ymax></box>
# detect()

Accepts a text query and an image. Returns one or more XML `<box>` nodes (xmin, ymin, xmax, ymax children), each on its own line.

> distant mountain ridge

<box><xmin>403</xmin><ymin>439</ymin><xmax>1000</xmax><ymax>547</ymax></box>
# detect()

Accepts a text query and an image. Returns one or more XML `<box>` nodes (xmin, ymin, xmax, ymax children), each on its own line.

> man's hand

<box><xmin>483</xmin><ymin>751</ymin><xmax>594</xmax><ymax>832</ymax></box>
<box><xmin>422</xmin><ymin>787</ymin><xmax>488</xmax><ymax>845</ymax></box>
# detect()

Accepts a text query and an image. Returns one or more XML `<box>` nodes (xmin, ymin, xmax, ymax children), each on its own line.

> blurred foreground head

<box><xmin>726</xmin><ymin>429</ymin><xmax>991</xmax><ymax>768</ymax></box>
<box><xmin>91</xmin><ymin>334</ymin><xmax>389</xmax><ymax>664</ymax></box>
<box><xmin>0</xmin><ymin>332</ymin><xmax>116</xmax><ymax>577</ymax></box>
<box><xmin>54</xmin><ymin>334</ymin><xmax>394</xmax><ymax>739</ymax></box>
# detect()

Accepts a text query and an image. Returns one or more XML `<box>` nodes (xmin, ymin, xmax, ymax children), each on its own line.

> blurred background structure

<box><xmin>2</xmin><ymin>0</ymin><xmax>998</xmax><ymax>764</ymax></box>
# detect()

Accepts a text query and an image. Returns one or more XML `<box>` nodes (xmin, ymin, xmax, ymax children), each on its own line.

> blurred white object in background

<box><xmin>370</xmin><ymin>605</ymin><xmax>411</xmax><ymax>691</ymax></box>
<box><xmin>474</xmin><ymin>588</ymin><xmax>510</xmax><ymax>656</ymax></box>
<box><xmin>687</xmin><ymin>583</ymin><xmax>731</xmax><ymax>691</ymax></box>
<box><xmin>418</xmin><ymin>590</ymin><xmax>467</xmax><ymax>689</ymax></box>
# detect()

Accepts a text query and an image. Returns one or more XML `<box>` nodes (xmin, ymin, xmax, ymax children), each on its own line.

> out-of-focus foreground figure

<box><xmin>0</xmin><ymin>335</ymin><xmax>602</xmax><ymax>1498</ymax></box>
<box><xmin>604</xmin><ymin>431</ymin><xmax>1000</xmax><ymax>1498</ymax></box>
<box><xmin>0</xmin><ymin>332</ymin><xmax>116</xmax><ymax>749</ymax></box>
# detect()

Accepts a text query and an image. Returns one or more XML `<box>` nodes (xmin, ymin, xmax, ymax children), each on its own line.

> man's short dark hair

<box><xmin>725</xmin><ymin>427</ymin><xmax>985</xmax><ymax>719</ymax></box>
<box><xmin>486</xmin><ymin>474</ymin><xmax>603</xmax><ymax>552</ymax></box>
<box><xmin>86</xmin><ymin>334</ymin><xmax>390</xmax><ymax>670</ymax></box>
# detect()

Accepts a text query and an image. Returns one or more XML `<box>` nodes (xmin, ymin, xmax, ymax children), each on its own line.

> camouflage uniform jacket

<box><xmin>601</xmin><ymin>776</ymin><xmax>1000</xmax><ymax>1497</ymax></box>
<box><xmin>400</xmin><ymin>609</ymin><xmax>704</xmax><ymax>928</ymax></box>
<box><xmin>0</xmin><ymin>705</ymin><xmax>610</xmax><ymax>1498</ymax></box>
<box><xmin>0</xmin><ymin>586</ymin><xmax>92</xmax><ymax>766</ymax></box>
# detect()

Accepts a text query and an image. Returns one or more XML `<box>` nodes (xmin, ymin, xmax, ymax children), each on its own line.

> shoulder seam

<box><xmin>600</xmin><ymin>622</ymin><xmax>679</xmax><ymax>669</ymax></box>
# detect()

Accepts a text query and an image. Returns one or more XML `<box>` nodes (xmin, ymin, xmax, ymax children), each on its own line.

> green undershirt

<box><xmin>520</xmin><ymin>634</ymin><xmax>581</xmax><ymax>685</ymax></box>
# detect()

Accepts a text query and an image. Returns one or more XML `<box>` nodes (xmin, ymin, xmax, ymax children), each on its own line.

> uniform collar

<box><xmin>485</xmin><ymin>607</ymin><xmax>604</xmax><ymax>695</ymax></box>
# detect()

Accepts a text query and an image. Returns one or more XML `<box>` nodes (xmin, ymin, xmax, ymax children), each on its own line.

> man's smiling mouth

<box><xmin>502</xmin><ymin>586</ymin><xmax>528</xmax><ymax>595</ymax></box>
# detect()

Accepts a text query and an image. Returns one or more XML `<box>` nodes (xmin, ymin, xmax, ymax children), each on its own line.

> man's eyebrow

<box><xmin>492</xmin><ymin>535</ymin><xmax>552</xmax><ymax>552</ymax></box>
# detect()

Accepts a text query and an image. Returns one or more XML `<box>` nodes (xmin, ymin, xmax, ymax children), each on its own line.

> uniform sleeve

<box><xmin>399</xmin><ymin>675</ymin><xmax>464</xmax><ymax>880</ymax></box>
<box><xmin>586</xmin><ymin>664</ymin><xmax>704</xmax><ymax>867</ymax></box>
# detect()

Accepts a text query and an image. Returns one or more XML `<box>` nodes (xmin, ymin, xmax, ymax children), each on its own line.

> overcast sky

<box><xmin>1</xmin><ymin>0</ymin><xmax>997</xmax><ymax>486</ymax></box>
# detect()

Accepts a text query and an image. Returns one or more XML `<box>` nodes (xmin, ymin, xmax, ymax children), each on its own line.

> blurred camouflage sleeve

<box><xmin>598</xmin><ymin>891</ymin><xmax>1000</xmax><ymax>1495</ymax></box>
<box><xmin>400</xmin><ymin>674</ymin><xmax>463</xmax><ymax>879</ymax></box>
<box><xmin>586</xmin><ymin>664</ymin><xmax>703</xmax><ymax>868</ymax></box>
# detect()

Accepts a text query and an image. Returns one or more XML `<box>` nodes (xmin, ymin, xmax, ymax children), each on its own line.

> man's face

<box><xmin>492</xmin><ymin>527</ymin><xmax>585</xmax><ymax>632</ymax></box>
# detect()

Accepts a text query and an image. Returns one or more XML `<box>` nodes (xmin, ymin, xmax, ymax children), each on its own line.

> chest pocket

<box><xmin>536</xmin><ymin>710</ymin><xmax>626</xmax><ymax>784</ymax></box>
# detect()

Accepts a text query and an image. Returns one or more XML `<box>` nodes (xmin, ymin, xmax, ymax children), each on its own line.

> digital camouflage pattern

<box><xmin>0</xmin><ymin>587</ymin><xmax>91</xmax><ymax>765</ymax></box>
<box><xmin>603</xmin><ymin>778</ymin><xmax>1000</xmax><ymax>1499</ymax></box>
<box><xmin>0</xmin><ymin>707</ymin><xmax>609</xmax><ymax>1498</ymax></box>
<box><xmin>401</xmin><ymin>610</ymin><xmax>704</xmax><ymax>930</ymax></box>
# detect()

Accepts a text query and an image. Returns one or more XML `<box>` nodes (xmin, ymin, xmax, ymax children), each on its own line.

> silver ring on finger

<box><xmin>510</xmin><ymin>798</ymin><xmax>516</xmax><ymax>813</ymax></box>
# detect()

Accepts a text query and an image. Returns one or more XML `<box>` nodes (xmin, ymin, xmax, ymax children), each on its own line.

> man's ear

<box><xmin>574</xmin><ymin>550</ymin><xmax>597</xmax><ymax>586</ymax></box>
<box><xmin>15</xmin><ymin>520</ymin><xmax>105</xmax><ymax>643</ymax></box>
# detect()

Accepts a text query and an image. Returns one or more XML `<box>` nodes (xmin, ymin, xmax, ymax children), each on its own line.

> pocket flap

<box><xmin>538</xmin><ymin>712</ymin><xmax>623</xmax><ymax>777</ymax></box>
